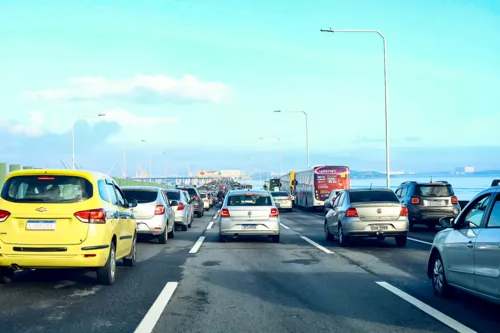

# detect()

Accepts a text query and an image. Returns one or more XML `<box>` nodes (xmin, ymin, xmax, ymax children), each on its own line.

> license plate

<box><xmin>26</xmin><ymin>220</ymin><xmax>56</xmax><ymax>230</ymax></box>
<box><xmin>429</xmin><ymin>200</ymin><xmax>445</xmax><ymax>206</ymax></box>
<box><xmin>370</xmin><ymin>225</ymin><xmax>389</xmax><ymax>231</ymax></box>
<box><xmin>242</xmin><ymin>224</ymin><xmax>257</xmax><ymax>230</ymax></box>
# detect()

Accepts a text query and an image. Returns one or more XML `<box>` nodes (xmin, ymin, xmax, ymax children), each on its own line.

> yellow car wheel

<box><xmin>96</xmin><ymin>242</ymin><xmax>116</xmax><ymax>285</ymax></box>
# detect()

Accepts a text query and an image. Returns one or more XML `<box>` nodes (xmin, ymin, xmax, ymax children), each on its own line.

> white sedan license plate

<box><xmin>370</xmin><ymin>225</ymin><xmax>389</xmax><ymax>231</ymax></box>
<box><xmin>26</xmin><ymin>220</ymin><xmax>56</xmax><ymax>230</ymax></box>
<box><xmin>242</xmin><ymin>224</ymin><xmax>257</xmax><ymax>230</ymax></box>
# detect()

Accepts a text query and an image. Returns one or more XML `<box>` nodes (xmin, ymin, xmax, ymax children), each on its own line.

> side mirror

<box><xmin>439</xmin><ymin>217</ymin><xmax>454</xmax><ymax>229</ymax></box>
<box><xmin>128</xmin><ymin>199</ymin><xmax>138</xmax><ymax>208</ymax></box>
<box><xmin>324</xmin><ymin>201</ymin><xmax>332</xmax><ymax>209</ymax></box>
<box><xmin>170</xmin><ymin>201</ymin><xmax>178</xmax><ymax>207</ymax></box>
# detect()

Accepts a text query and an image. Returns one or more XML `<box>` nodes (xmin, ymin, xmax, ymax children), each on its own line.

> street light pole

<box><xmin>150</xmin><ymin>151</ymin><xmax>166</xmax><ymax>183</ymax></box>
<box><xmin>72</xmin><ymin>113</ymin><xmax>106</xmax><ymax>170</ymax></box>
<box><xmin>277</xmin><ymin>137</ymin><xmax>282</xmax><ymax>176</ymax></box>
<box><xmin>274</xmin><ymin>110</ymin><xmax>309</xmax><ymax>168</ymax></box>
<box><xmin>123</xmin><ymin>139</ymin><xmax>146</xmax><ymax>178</ymax></box>
<box><xmin>320</xmin><ymin>28</ymin><xmax>390</xmax><ymax>189</ymax></box>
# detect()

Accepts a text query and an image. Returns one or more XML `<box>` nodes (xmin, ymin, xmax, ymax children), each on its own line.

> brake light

<box><xmin>155</xmin><ymin>205</ymin><xmax>165</xmax><ymax>215</ymax></box>
<box><xmin>400</xmin><ymin>206</ymin><xmax>408</xmax><ymax>216</ymax></box>
<box><xmin>270</xmin><ymin>208</ymin><xmax>279</xmax><ymax>217</ymax></box>
<box><xmin>346</xmin><ymin>207</ymin><xmax>358</xmax><ymax>217</ymax></box>
<box><xmin>411</xmin><ymin>197</ymin><xmax>420</xmax><ymax>204</ymax></box>
<box><xmin>38</xmin><ymin>176</ymin><xmax>55</xmax><ymax>180</ymax></box>
<box><xmin>0</xmin><ymin>209</ymin><xmax>11</xmax><ymax>222</ymax></box>
<box><xmin>177</xmin><ymin>202</ymin><xmax>185</xmax><ymax>211</ymax></box>
<box><xmin>221</xmin><ymin>208</ymin><xmax>230</xmax><ymax>217</ymax></box>
<box><xmin>451</xmin><ymin>196</ymin><xmax>458</xmax><ymax>204</ymax></box>
<box><xmin>74</xmin><ymin>208</ymin><xmax>106</xmax><ymax>224</ymax></box>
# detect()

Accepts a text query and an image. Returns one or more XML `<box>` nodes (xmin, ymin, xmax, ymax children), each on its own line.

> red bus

<box><xmin>294</xmin><ymin>165</ymin><xmax>350</xmax><ymax>208</ymax></box>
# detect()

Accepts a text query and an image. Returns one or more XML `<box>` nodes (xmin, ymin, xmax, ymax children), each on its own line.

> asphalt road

<box><xmin>1</xmin><ymin>208</ymin><xmax>499</xmax><ymax>333</ymax></box>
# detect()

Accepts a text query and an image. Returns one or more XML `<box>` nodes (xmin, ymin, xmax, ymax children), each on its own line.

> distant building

<box><xmin>220</xmin><ymin>170</ymin><xmax>244</xmax><ymax>178</ymax></box>
<box><xmin>454</xmin><ymin>166</ymin><xmax>474</xmax><ymax>174</ymax></box>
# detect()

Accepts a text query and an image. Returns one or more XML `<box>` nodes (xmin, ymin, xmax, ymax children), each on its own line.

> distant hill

<box><xmin>350</xmin><ymin>170</ymin><xmax>386</xmax><ymax>178</ymax></box>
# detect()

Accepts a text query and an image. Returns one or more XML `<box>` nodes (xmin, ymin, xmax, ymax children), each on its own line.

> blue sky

<box><xmin>0</xmin><ymin>0</ymin><xmax>499</xmax><ymax>176</ymax></box>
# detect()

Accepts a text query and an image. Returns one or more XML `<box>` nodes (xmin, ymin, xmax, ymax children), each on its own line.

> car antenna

<box><xmin>369</xmin><ymin>183</ymin><xmax>372</xmax><ymax>190</ymax></box>
<box><xmin>430</xmin><ymin>176</ymin><xmax>433</xmax><ymax>183</ymax></box>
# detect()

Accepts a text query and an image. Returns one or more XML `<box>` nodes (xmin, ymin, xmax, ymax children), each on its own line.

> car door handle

<box><xmin>467</xmin><ymin>241</ymin><xmax>474</xmax><ymax>249</ymax></box>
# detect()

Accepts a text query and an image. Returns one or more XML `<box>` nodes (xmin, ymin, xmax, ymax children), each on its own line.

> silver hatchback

<box><xmin>122</xmin><ymin>186</ymin><xmax>175</xmax><ymax>244</ymax></box>
<box><xmin>218</xmin><ymin>190</ymin><xmax>280</xmax><ymax>243</ymax></box>
<box><xmin>325</xmin><ymin>188</ymin><xmax>409</xmax><ymax>247</ymax></box>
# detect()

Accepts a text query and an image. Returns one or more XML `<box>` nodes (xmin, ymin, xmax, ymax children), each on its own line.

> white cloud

<box><xmin>27</xmin><ymin>74</ymin><xmax>229</xmax><ymax>104</ymax></box>
<box><xmin>94</xmin><ymin>108</ymin><xmax>179</xmax><ymax>127</ymax></box>
<box><xmin>10</xmin><ymin>110</ymin><xmax>45</xmax><ymax>137</ymax></box>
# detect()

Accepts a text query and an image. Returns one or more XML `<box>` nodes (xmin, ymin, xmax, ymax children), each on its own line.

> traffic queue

<box><xmin>0</xmin><ymin>168</ymin><xmax>217</xmax><ymax>285</ymax></box>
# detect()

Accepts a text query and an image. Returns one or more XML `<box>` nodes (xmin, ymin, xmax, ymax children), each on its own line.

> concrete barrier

<box><xmin>0</xmin><ymin>163</ymin><xmax>172</xmax><ymax>190</ymax></box>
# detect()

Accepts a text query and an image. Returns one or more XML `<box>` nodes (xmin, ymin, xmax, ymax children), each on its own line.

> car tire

<box><xmin>219</xmin><ymin>234</ymin><xmax>226</xmax><ymax>243</ymax></box>
<box><xmin>338</xmin><ymin>223</ymin><xmax>349</xmax><ymax>247</ymax></box>
<box><xmin>325</xmin><ymin>221</ymin><xmax>334</xmax><ymax>241</ymax></box>
<box><xmin>432</xmin><ymin>253</ymin><xmax>450</xmax><ymax>297</ymax></box>
<box><xmin>123</xmin><ymin>235</ymin><xmax>137</xmax><ymax>267</ymax></box>
<box><xmin>96</xmin><ymin>242</ymin><xmax>116</xmax><ymax>285</ymax></box>
<box><xmin>168</xmin><ymin>224</ymin><xmax>175</xmax><ymax>239</ymax></box>
<box><xmin>395</xmin><ymin>235</ymin><xmax>407</xmax><ymax>247</ymax></box>
<box><xmin>271</xmin><ymin>235</ymin><xmax>280</xmax><ymax>243</ymax></box>
<box><xmin>181</xmin><ymin>224</ymin><xmax>188</xmax><ymax>231</ymax></box>
<box><xmin>288</xmin><ymin>208</ymin><xmax>293</xmax><ymax>212</ymax></box>
<box><xmin>0</xmin><ymin>267</ymin><xmax>14</xmax><ymax>284</ymax></box>
<box><xmin>158</xmin><ymin>227</ymin><xmax>168</xmax><ymax>244</ymax></box>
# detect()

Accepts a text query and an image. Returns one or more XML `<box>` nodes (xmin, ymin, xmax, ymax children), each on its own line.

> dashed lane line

<box><xmin>189</xmin><ymin>236</ymin><xmax>206</xmax><ymax>254</ymax></box>
<box><xmin>134</xmin><ymin>282</ymin><xmax>179</xmax><ymax>333</ymax></box>
<box><xmin>300</xmin><ymin>236</ymin><xmax>334</xmax><ymax>254</ymax></box>
<box><xmin>376</xmin><ymin>281</ymin><xmax>476</xmax><ymax>333</ymax></box>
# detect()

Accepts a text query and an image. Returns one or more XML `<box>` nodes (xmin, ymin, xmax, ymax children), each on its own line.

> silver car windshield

<box><xmin>227</xmin><ymin>194</ymin><xmax>272</xmax><ymax>206</ymax></box>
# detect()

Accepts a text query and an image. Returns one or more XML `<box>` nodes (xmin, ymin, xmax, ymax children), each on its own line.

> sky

<box><xmin>0</xmin><ymin>0</ymin><xmax>499</xmax><ymax>177</ymax></box>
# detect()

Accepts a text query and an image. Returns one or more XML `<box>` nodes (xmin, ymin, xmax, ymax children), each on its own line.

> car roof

<box><xmin>6</xmin><ymin>169</ymin><xmax>109</xmax><ymax>180</ymax></box>
<box><xmin>228</xmin><ymin>189</ymin><xmax>270</xmax><ymax>195</ymax></box>
<box><xmin>121</xmin><ymin>186</ymin><xmax>162</xmax><ymax>191</ymax></box>
<box><xmin>346</xmin><ymin>188</ymin><xmax>395</xmax><ymax>192</ymax></box>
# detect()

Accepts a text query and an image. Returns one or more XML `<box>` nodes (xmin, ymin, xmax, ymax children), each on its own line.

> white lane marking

<box><xmin>189</xmin><ymin>236</ymin><xmax>206</xmax><ymax>254</ymax></box>
<box><xmin>300</xmin><ymin>236</ymin><xmax>334</xmax><ymax>254</ymax></box>
<box><xmin>376</xmin><ymin>282</ymin><xmax>476</xmax><ymax>333</ymax></box>
<box><xmin>206</xmin><ymin>221</ymin><xmax>214</xmax><ymax>230</ymax></box>
<box><xmin>134</xmin><ymin>281</ymin><xmax>179</xmax><ymax>333</ymax></box>
<box><xmin>408</xmin><ymin>237</ymin><xmax>433</xmax><ymax>246</ymax></box>
<box><xmin>280</xmin><ymin>223</ymin><xmax>290</xmax><ymax>229</ymax></box>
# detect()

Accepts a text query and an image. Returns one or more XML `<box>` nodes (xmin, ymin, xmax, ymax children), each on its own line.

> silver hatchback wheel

<box><xmin>432</xmin><ymin>255</ymin><xmax>449</xmax><ymax>297</ymax></box>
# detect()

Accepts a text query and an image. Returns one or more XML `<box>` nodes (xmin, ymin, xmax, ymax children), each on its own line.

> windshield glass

<box><xmin>349</xmin><ymin>190</ymin><xmax>399</xmax><ymax>203</ymax></box>
<box><xmin>1</xmin><ymin>175</ymin><xmax>93</xmax><ymax>203</ymax></box>
<box><xmin>166</xmin><ymin>191</ymin><xmax>181</xmax><ymax>201</ymax></box>
<box><xmin>415</xmin><ymin>185</ymin><xmax>454</xmax><ymax>197</ymax></box>
<box><xmin>200</xmin><ymin>193</ymin><xmax>207</xmax><ymax>198</ymax></box>
<box><xmin>271</xmin><ymin>192</ymin><xmax>289</xmax><ymax>197</ymax></box>
<box><xmin>122</xmin><ymin>189</ymin><xmax>158</xmax><ymax>203</ymax></box>
<box><xmin>227</xmin><ymin>194</ymin><xmax>272</xmax><ymax>206</ymax></box>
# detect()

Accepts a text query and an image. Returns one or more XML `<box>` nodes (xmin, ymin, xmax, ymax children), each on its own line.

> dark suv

<box><xmin>395</xmin><ymin>181</ymin><xmax>461</xmax><ymax>231</ymax></box>
<box><xmin>176</xmin><ymin>185</ymin><xmax>204</xmax><ymax>218</ymax></box>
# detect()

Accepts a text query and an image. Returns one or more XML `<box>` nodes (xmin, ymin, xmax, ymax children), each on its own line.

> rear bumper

<box><xmin>136</xmin><ymin>215</ymin><xmax>167</xmax><ymax>235</ymax></box>
<box><xmin>219</xmin><ymin>218</ymin><xmax>280</xmax><ymax>236</ymax></box>
<box><xmin>193</xmin><ymin>205</ymin><xmax>203</xmax><ymax>213</ymax></box>
<box><xmin>0</xmin><ymin>240</ymin><xmax>110</xmax><ymax>268</ymax></box>
<box><xmin>174</xmin><ymin>212</ymin><xmax>189</xmax><ymax>226</ymax></box>
<box><xmin>203</xmin><ymin>202</ymin><xmax>210</xmax><ymax>209</ymax></box>
<box><xmin>344</xmin><ymin>218</ymin><xmax>409</xmax><ymax>237</ymax></box>
<box><xmin>276</xmin><ymin>201</ymin><xmax>293</xmax><ymax>209</ymax></box>
<box><xmin>409</xmin><ymin>206</ymin><xmax>460</xmax><ymax>222</ymax></box>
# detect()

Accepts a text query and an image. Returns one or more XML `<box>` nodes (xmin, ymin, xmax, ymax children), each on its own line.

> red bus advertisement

<box><xmin>295</xmin><ymin>165</ymin><xmax>350</xmax><ymax>208</ymax></box>
<box><xmin>314</xmin><ymin>166</ymin><xmax>350</xmax><ymax>201</ymax></box>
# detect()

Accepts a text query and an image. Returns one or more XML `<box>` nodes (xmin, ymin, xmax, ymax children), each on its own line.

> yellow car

<box><xmin>0</xmin><ymin>169</ymin><xmax>138</xmax><ymax>285</ymax></box>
